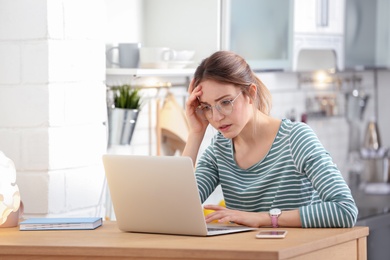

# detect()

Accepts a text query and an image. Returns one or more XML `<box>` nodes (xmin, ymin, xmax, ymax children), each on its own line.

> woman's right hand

<box><xmin>186</xmin><ymin>78</ymin><xmax>209</xmax><ymax>135</ymax></box>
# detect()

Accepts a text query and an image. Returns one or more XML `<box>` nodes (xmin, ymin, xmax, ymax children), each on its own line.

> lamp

<box><xmin>0</xmin><ymin>151</ymin><xmax>21</xmax><ymax>227</ymax></box>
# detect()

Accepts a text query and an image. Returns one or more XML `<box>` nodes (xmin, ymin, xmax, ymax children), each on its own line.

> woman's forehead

<box><xmin>199</xmin><ymin>80</ymin><xmax>236</xmax><ymax>92</ymax></box>
<box><xmin>198</xmin><ymin>81</ymin><xmax>238</xmax><ymax>102</ymax></box>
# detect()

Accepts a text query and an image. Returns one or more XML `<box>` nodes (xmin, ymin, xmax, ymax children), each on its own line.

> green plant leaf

<box><xmin>112</xmin><ymin>84</ymin><xmax>142</xmax><ymax>109</ymax></box>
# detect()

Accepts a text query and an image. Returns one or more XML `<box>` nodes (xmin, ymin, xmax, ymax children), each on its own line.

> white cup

<box><xmin>140</xmin><ymin>47</ymin><xmax>176</xmax><ymax>69</ymax></box>
<box><xmin>106</xmin><ymin>43</ymin><xmax>141</xmax><ymax>68</ymax></box>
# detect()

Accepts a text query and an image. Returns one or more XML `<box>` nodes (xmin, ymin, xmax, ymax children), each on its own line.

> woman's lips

<box><xmin>219</xmin><ymin>124</ymin><xmax>231</xmax><ymax>132</ymax></box>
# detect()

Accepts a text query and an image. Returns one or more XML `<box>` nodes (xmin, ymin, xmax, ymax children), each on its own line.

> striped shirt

<box><xmin>195</xmin><ymin>119</ymin><xmax>358</xmax><ymax>228</ymax></box>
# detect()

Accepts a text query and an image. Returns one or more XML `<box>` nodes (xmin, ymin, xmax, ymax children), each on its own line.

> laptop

<box><xmin>102</xmin><ymin>154</ymin><xmax>257</xmax><ymax>236</ymax></box>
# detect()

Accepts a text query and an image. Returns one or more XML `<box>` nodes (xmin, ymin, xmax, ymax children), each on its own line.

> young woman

<box><xmin>183</xmin><ymin>51</ymin><xmax>358</xmax><ymax>228</ymax></box>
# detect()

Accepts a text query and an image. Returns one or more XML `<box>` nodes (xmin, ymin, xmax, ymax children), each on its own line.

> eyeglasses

<box><xmin>196</xmin><ymin>91</ymin><xmax>242</xmax><ymax>120</ymax></box>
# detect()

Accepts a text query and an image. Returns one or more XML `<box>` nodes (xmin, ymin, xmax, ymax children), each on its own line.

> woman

<box><xmin>183</xmin><ymin>51</ymin><xmax>358</xmax><ymax>228</ymax></box>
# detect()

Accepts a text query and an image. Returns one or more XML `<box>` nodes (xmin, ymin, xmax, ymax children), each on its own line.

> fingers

<box><xmin>186</xmin><ymin>82</ymin><xmax>202</xmax><ymax>113</ymax></box>
<box><xmin>188</xmin><ymin>78</ymin><xmax>202</xmax><ymax>98</ymax></box>
<box><xmin>185</xmin><ymin>79</ymin><xmax>209</xmax><ymax>132</ymax></box>
<box><xmin>205</xmin><ymin>209</ymin><xmax>233</xmax><ymax>224</ymax></box>
<box><xmin>188</xmin><ymin>78</ymin><xmax>195</xmax><ymax>94</ymax></box>
<box><xmin>204</xmin><ymin>205</ymin><xmax>230</xmax><ymax>223</ymax></box>
<box><xmin>204</xmin><ymin>204</ymin><xmax>224</xmax><ymax>210</ymax></box>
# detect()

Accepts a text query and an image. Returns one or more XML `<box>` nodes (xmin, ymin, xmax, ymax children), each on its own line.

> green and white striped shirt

<box><xmin>195</xmin><ymin>119</ymin><xmax>358</xmax><ymax>228</ymax></box>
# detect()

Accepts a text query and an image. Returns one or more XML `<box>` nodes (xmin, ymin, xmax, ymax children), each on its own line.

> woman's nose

<box><xmin>211</xmin><ymin>107</ymin><xmax>224</xmax><ymax>121</ymax></box>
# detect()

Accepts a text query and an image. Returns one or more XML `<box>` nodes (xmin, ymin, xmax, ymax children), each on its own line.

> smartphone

<box><xmin>255</xmin><ymin>230</ymin><xmax>287</xmax><ymax>239</ymax></box>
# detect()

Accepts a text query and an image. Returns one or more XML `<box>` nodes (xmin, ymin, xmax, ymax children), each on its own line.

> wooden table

<box><xmin>0</xmin><ymin>221</ymin><xmax>368</xmax><ymax>260</ymax></box>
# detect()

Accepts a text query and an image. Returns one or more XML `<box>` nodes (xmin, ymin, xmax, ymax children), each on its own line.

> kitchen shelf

<box><xmin>106</xmin><ymin>68</ymin><xmax>196</xmax><ymax>78</ymax></box>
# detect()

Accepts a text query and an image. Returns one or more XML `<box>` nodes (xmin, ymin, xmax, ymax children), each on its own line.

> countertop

<box><xmin>0</xmin><ymin>222</ymin><xmax>368</xmax><ymax>260</ymax></box>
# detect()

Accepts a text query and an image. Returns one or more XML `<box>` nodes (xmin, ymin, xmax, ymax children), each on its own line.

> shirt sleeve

<box><xmin>194</xmin><ymin>140</ymin><xmax>220</xmax><ymax>204</ymax></box>
<box><xmin>290</xmin><ymin>122</ymin><xmax>358</xmax><ymax>228</ymax></box>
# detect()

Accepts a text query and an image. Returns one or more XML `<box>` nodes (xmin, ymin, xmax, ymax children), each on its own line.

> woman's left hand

<box><xmin>204</xmin><ymin>204</ymin><xmax>267</xmax><ymax>228</ymax></box>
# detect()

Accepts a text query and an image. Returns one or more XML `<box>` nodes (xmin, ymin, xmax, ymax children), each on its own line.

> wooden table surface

<box><xmin>0</xmin><ymin>221</ymin><xmax>369</xmax><ymax>260</ymax></box>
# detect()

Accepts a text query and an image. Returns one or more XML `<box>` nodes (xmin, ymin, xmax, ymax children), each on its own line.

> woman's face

<box><xmin>197</xmin><ymin>80</ymin><xmax>252</xmax><ymax>139</ymax></box>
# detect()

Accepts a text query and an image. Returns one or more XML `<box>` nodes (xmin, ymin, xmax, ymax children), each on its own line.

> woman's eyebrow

<box><xmin>197</xmin><ymin>94</ymin><xmax>232</xmax><ymax>104</ymax></box>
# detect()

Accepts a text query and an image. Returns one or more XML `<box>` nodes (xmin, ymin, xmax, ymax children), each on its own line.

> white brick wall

<box><xmin>21</xmin><ymin>129</ymin><xmax>50</xmax><ymax>170</ymax></box>
<box><xmin>13</xmin><ymin>165</ymin><xmax>105</xmax><ymax>216</ymax></box>
<box><xmin>0</xmin><ymin>44</ymin><xmax>21</xmax><ymax>84</ymax></box>
<box><xmin>48</xmin><ymin>40</ymin><xmax>106</xmax><ymax>82</ymax></box>
<box><xmin>0</xmin><ymin>0</ymin><xmax>107</xmax><ymax>218</ymax></box>
<box><xmin>22</xmin><ymin>42</ymin><xmax>49</xmax><ymax>83</ymax></box>
<box><xmin>16</xmin><ymin>171</ymin><xmax>51</xmax><ymax>214</ymax></box>
<box><xmin>0</xmin><ymin>85</ymin><xmax>49</xmax><ymax>127</ymax></box>
<box><xmin>0</xmin><ymin>0</ymin><xmax>48</xmax><ymax>40</ymax></box>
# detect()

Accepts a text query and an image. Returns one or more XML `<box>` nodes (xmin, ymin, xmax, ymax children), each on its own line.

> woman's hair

<box><xmin>193</xmin><ymin>51</ymin><xmax>272</xmax><ymax>115</ymax></box>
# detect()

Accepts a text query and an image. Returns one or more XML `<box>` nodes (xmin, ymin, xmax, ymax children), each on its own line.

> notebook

<box><xmin>19</xmin><ymin>217</ymin><xmax>103</xmax><ymax>231</ymax></box>
<box><xmin>102</xmin><ymin>154</ymin><xmax>257</xmax><ymax>236</ymax></box>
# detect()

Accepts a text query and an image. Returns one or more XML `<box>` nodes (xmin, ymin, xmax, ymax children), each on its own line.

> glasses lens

<box><xmin>196</xmin><ymin>92</ymin><xmax>240</xmax><ymax>120</ymax></box>
<box><xmin>196</xmin><ymin>106</ymin><xmax>210</xmax><ymax>120</ymax></box>
<box><xmin>217</xmin><ymin>100</ymin><xmax>233</xmax><ymax>115</ymax></box>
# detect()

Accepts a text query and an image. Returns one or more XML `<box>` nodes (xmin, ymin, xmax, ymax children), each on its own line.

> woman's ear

<box><xmin>247</xmin><ymin>84</ymin><xmax>257</xmax><ymax>104</ymax></box>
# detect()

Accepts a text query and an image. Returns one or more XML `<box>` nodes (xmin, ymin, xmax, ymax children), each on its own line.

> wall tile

<box><xmin>21</xmin><ymin>41</ymin><xmax>49</xmax><ymax>83</ymax></box>
<box><xmin>0</xmin><ymin>130</ymin><xmax>21</xmax><ymax>168</ymax></box>
<box><xmin>0</xmin><ymin>85</ymin><xmax>49</xmax><ymax>127</ymax></box>
<box><xmin>21</xmin><ymin>128</ymin><xmax>49</xmax><ymax>170</ymax></box>
<box><xmin>48</xmin><ymin>83</ymin><xmax>66</xmax><ymax>126</ymax></box>
<box><xmin>0</xmin><ymin>44</ymin><xmax>20</xmax><ymax>84</ymax></box>
<box><xmin>0</xmin><ymin>0</ymin><xmax>48</xmax><ymax>40</ymax></box>
<box><xmin>17</xmin><ymin>171</ymin><xmax>50</xmax><ymax>214</ymax></box>
<box><xmin>47</xmin><ymin>0</ymin><xmax>65</xmax><ymax>39</ymax></box>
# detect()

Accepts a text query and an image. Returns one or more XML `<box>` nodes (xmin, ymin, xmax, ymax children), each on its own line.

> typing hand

<box><xmin>204</xmin><ymin>204</ymin><xmax>264</xmax><ymax>228</ymax></box>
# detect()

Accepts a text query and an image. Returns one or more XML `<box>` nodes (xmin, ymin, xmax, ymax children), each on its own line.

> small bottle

<box><xmin>363</xmin><ymin>117</ymin><xmax>381</xmax><ymax>151</ymax></box>
<box><xmin>301</xmin><ymin>113</ymin><xmax>307</xmax><ymax>123</ymax></box>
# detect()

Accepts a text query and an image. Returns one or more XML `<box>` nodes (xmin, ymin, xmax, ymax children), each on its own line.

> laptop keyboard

<box><xmin>207</xmin><ymin>227</ymin><xmax>230</xmax><ymax>232</ymax></box>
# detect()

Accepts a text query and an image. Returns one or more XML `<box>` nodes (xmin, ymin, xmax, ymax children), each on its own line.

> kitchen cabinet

<box><xmin>222</xmin><ymin>0</ymin><xmax>345</xmax><ymax>71</ymax></box>
<box><xmin>345</xmin><ymin>0</ymin><xmax>390</xmax><ymax>69</ymax></box>
<box><xmin>222</xmin><ymin>0</ymin><xmax>293</xmax><ymax>71</ymax></box>
<box><xmin>141</xmin><ymin>0</ymin><xmax>220</xmax><ymax>64</ymax></box>
<box><xmin>294</xmin><ymin>0</ymin><xmax>345</xmax><ymax>35</ymax></box>
<box><xmin>292</xmin><ymin>0</ymin><xmax>345</xmax><ymax>71</ymax></box>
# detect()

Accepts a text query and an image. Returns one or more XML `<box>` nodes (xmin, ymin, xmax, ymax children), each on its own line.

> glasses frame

<box><xmin>196</xmin><ymin>91</ymin><xmax>243</xmax><ymax>120</ymax></box>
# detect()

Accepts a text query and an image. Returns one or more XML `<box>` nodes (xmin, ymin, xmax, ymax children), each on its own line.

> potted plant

<box><xmin>112</xmin><ymin>85</ymin><xmax>142</xmax><ymax>110</ymax></box>
<box><xmin>107</xmin><ymin>84</ymin><xmax>143</xmax><ymax>146</ymax></box>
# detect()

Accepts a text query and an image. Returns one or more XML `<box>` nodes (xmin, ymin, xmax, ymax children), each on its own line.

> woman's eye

<box><xmin>220</xmin><ymin>100</ymin><xmax>232</xmax><ymax>107</ymax></box>
<box><xmin>202</xmin><ymin>105</ymin><xmax>212</xmax><ymax>112</ymax></box>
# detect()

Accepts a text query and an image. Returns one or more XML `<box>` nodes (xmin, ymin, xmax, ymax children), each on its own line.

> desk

<box><xmin>0</xmin><ymin>221</ymin><xmax>368</xmax><ymax>260</ymax></box>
